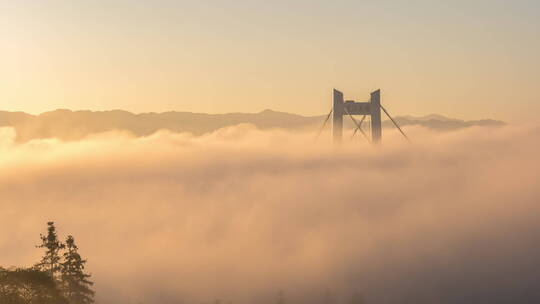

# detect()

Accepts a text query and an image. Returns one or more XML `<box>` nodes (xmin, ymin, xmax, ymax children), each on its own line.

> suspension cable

<box><xmin>380</xmin><ymin>104</ymin><xmax>411</xmax><ymax>143</ymax></box>
<box><xmin>314</xmin><ymin>108</ymin><xmax>333</xmax><ymax>142</ymax></box>
<box><xmin>351</xmin><ymin>115</ymin><xmax>367</xmax><ymax>139</ymax></box>
<box><xmin>344</xmin><ymin>108</ymin><xmax>371</xmax><ymax>144</ymax></box>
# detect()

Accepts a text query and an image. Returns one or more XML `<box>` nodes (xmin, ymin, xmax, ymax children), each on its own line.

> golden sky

<box><xmin>1</xmin><ymin>0</ymin><xmax>539</xmax><ymax>121</ymax></box>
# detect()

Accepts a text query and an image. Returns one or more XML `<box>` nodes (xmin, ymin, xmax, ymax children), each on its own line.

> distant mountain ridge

<box><xmin>0</xmin><ymin>109</ymin><xmax>505</xmax><ymax>142</ymax></box>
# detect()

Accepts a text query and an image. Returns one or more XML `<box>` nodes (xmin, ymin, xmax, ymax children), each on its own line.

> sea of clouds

<box><xmin>1</xmin><ymin>124</ymin><xmax>539</xmax><ymax>304</ymax></box>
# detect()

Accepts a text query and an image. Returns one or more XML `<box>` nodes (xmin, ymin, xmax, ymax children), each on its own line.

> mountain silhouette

<box><xmin>0</xmin><ymin>109</ymin><xmax>504</xmax><ymax>142</ymax></box>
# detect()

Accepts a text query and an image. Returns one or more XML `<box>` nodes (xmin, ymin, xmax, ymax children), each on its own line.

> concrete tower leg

<box><xmin>370</xmin><ymin>90</ymin><xmax>382</xmax><ymax>144</ymax></box>
<box><xmin>333</xmin><ymin>89</ymin><xmax>344</xmax><ymax>145</ymax></box>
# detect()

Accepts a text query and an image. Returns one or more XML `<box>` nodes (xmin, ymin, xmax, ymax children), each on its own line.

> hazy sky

<box><xmin>1</xmin><ymin>0</ymin><xmax>539</xmax><ymax>121</ymax></box>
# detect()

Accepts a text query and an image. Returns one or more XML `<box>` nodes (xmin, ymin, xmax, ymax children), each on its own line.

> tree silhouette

<box><xmin>0</xmin><ymin>267</ymin><xmax>68</xmax><ymax>304</ymax></box>
<box><xmin>60</xmin><ymin>236</ymin><xmax>95</xmax><ymax>304</ymax></box>
<box><xmin>36</xmin><ymin>222</ymin><xmax>65</xmax><ymax>278</ymax></box>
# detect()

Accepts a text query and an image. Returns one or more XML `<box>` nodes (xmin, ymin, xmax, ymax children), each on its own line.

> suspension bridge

<box><xmin>316</xmin><ymin>89</ymin><xmax>410</xmax><ymax>145</ymax></box>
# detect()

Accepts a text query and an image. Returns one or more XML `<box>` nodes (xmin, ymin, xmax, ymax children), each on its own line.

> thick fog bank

<box><xmin>0</xmin><ymin>124</ymin><xmax>539</xmax><ymax>304</ymax></box>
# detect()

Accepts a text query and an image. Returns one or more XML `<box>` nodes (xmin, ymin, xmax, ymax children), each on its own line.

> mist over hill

<box><xmin>0</xmin><ymin>109</ymin><xmax>504</xmax><ymax>142</ymax></box>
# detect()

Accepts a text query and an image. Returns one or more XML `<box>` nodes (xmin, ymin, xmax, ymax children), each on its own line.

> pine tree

<box><xmin>60</xmin><ymin>235</ymin><xmax>95</xmax><ymax>304</ymax></box>
<box><xmin>36</xmin><ymin>222</ymin><xmax>65</xmax><ymax>278</ymax></box>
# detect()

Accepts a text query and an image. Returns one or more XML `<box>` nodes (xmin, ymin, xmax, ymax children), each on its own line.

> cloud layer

<box><xmin>1</xmin><ymin>124</ymin><xmax>539</xmax><ymax>304</ymax></box>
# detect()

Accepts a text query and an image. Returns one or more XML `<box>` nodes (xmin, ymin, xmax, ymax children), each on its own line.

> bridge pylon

<box><xmin>332</xmin><ymin>89</ymin><xmax>382</xmax><ymax>145</ymax></box>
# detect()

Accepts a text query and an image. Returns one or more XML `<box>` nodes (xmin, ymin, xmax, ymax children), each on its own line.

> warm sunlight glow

<box><xmin>0</xmin><ymin>1</ymin><xmax>539</xmax><ymax>121</ymax></box>
<box><xmin>1</xmin><ymin>1</ymin><xmax>539</xmax><ymax>303</ymax></box>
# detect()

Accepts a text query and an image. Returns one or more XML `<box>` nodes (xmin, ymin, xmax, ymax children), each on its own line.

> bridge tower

<box><xmin>332</xmin><ymin>89</ymin><xmax>382</xmax><ymax>145</ymax></box>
